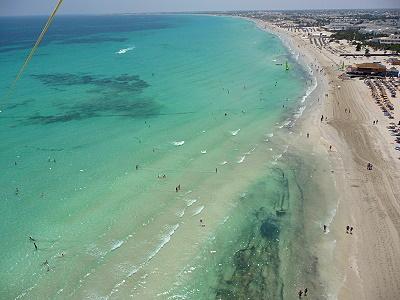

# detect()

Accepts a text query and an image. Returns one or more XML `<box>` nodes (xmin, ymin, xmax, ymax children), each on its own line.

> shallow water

<box><xmin>0</xmin><ymin>14</ymin><xmax>328</xmax><ymax>299</ymax></box>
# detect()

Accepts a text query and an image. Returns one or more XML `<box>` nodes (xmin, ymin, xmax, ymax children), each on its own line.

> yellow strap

<box><xmin>2</xmin><ymin>0</ymin><xmax>64</xmax><ymax>108</ymax></box>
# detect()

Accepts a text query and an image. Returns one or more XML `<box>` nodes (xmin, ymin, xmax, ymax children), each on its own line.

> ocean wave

<box><xmin>237</xmin><ymin>156</ymin><xmax>246</xmax><ymax>163</ymax></box>
<box><xmin>279</xmin><ymin>119</ymin><xmax>292</xmax><ymax>129</ymax></box>
<box><xmin>244</xmin><ymin>147</ymin><xmax>256</xmax><ymax>155</ymax></box>
<box><xmin>219</xmin><ymin>161</ymin><xmax>228</xmax><ymax>165</ymax></box>
<box><xmin>108</xmin><ymin>224</ymin><xmax>180</xmax><ymax>297</ymax></box>
<box><xmin>230</xmin><ymin>129</ymin><xmax>240</xmax><ymax>136</ymax></box>
<box><xmin>302</xmin><ymin>78</ymin><xmax>318</xmax><ymax>103</ymax></box>
<box><xmin>294</xmin><ymin>105</ymin><xmax>306</xmax><ymax>119</ymax></box>
<box><xmin>176</xmin><ymin>209</ymin><xmax>185</xmax><ymax>218</ymax></box>
<box><xmin>186</xmin><ymin>199</ymin><xmax>197</xmax><ymax>207</ymax></box>
<box><xmin>115</xmin><ymin>46</ymin><xmax>135</xmax><ymax>54</ymax></box>
<box><xmin>201</xmin><ymin>150</ymin><xmax>207</xmax><ymax>154</ymax></box>
<box><xmin>111</xmin><ymin>240</ymin><xmax>124</xmax><ymax>251</ymax></box>
<box><xmin>172</xmin><ymin>141</ymin><xmax>185</xmax><ymax>146</ymax></box>
<box><xmin>148</xmin><ymin>224</ymin><xmax>179</xmax><ymax>262</ymax></box>
<box><xmin>265</xmin><ymin>133</ymin><xmax>274</xmax><ymax>138</ymax></box>
<box><xmin>192</xmin><ymin>206</ymin><xmax>204</xmax><ymax>216</ymax></box>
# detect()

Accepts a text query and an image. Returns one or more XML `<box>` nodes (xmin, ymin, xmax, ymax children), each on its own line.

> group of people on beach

<box><xmin>298</xmin><ymin>287</ymin><xmax>308</xmax><ymax>298</ymax></box>
<box><xmin>346</xmin><ymin>225</ymin><xmax>354</xmax><ymax>234</ymax></box>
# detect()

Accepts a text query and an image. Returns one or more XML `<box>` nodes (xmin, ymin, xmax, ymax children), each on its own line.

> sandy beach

<box><xmin>253</xmin><ymin>18</ymin><xmax>400</xmax><ymax>300</ymax></box>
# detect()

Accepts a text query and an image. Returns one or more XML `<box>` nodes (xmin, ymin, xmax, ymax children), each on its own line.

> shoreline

<box><xmin>252</xmin><ymin>17</ymin><xmax>400</xmax><ymax>299</ymax></box>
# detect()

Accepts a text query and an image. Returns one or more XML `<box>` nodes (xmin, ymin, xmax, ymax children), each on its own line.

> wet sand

<box><xmin>254</xmin><ymin>18</ymin><xmax>400</xmax><ymax>300</ymax></box>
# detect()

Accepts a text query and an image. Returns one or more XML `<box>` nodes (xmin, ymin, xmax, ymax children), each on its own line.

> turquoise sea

<box><xmin>0</xmin><ymin>14</ymin><xmax>328</xmax><ymax>299</ymax></box>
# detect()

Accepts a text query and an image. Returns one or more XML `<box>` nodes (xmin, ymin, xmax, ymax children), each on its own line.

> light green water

<box><xmin>0</xmin><ymin>14</ymin><xmax>322</xmax><ymax>299</ymax></box>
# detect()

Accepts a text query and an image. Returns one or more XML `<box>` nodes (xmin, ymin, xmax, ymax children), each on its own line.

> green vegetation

<box><xmin>332</xmin><ymin>29</ymin><xmax>399</xmax><ymax>54</ymax></box>
<box><xmin>331</xmin><ymin>29</ymin><xmax>385</xmax><ymax>42</ymax></box>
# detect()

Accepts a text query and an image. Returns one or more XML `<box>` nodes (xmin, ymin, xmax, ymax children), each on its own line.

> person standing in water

<box><xmin>304</xmin><ymin>288</ymin><xmax>308</xmax><ymax>296</ymax></box>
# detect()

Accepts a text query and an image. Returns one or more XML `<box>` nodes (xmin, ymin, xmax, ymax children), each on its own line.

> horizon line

<box><xmin>1</xmin><ymin>7</ymin><xmax>400</xmax><ymax>17</ymax></box>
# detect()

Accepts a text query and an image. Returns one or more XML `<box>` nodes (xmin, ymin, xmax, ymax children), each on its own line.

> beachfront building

<box><xmin>377</xmin><ymin>34</ymin><xmax>400</xmax><ymax>45</ymax></box>
<box><xmin>347</xmin><ymin>62</ymin><xmax>387</xmax><ymax>77</ymax></box>
<box><xmin>324</xmin><ymin>22</ymin><xmax>353</xmax><ymax>31</ymax></box>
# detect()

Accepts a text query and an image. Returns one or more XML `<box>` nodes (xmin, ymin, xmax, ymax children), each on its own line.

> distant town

<box><xmin>222</xmin><ymin>9</ymin><xmax>400</xmax><ymax>54</ymax></box>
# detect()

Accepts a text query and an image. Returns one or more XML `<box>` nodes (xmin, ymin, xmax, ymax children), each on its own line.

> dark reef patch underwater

<box><xmin>24</xmin><ymin>73</ymin><xmax>160</xmax><ymax>124</ymax></box>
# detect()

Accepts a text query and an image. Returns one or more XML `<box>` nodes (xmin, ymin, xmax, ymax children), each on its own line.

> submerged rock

<box><xmin>260</xmin><ymin>217</ymin><xmax>280</xmax><ymax>240</ymax></box>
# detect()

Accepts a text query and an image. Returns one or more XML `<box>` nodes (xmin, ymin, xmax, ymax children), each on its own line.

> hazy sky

<box><xmin>1</xmin><ymin>0</ymin><xmax>399</xmax><ymax>16</ymax></box>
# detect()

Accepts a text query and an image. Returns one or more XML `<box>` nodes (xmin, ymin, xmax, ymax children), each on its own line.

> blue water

<box><xmin>0</xmin><ymin>14</ymin><xmax>310</xmax><ymax>299</ymax></box>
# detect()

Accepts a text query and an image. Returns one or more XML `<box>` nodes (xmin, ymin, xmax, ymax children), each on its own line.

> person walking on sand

<box><xmin>306</xmin><ymin>133</ymin><xmax>310</xmax><ymax>138</ymax></box>
<box><xmin>350</xmin><ymin>227</ymin><xmax>354</xmax><ymax>234</ymax></box>
<box><xmin>298</xmin><ymin>290</ymin><xmax>303</xmax><ymax>298</ymax></box>
<box><xmin>323</xmin><ymin>225</ymin><xmax>327</xmax><ymax>232</ymax></box>
<box><xmin>346</xmin><ymin>225</ymin><xmax>350</xmax><ymax>234</ymax></box>
<box><xmin>329</xmin><ymin>145</ymin><xmax>332</xmax><ymax>151</ymax></box>
<box><xmin>304</xmin><ymin>288</ymin><xmax>308</xmax><ymax>296</ymax></box>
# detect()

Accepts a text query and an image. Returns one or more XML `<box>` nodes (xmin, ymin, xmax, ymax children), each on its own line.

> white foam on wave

<box><xmin>111</xmin><ymin>240</ymin><xmax>124</xmax><ymax>251</ymax></box>
<box><xmin>220</xmin><ymin>161</ymin><xmax>228</xmax><ymax>165</ymax></box>
<box><xmin>244</xmin><ymin>147</ymin><xmax>256</xmax><ymax>155</ymax></box>
<box><xmin>109</xmin><ymin>224</ymin><xmax>180</xmax><ymax>297</ymax></box>
<box><xmin>186</xmin><ymin>199</ymin><xmax>197</xmax><ymax>207</ymax></box>
<box><xmin>231</xmin><ymin>129</ymin><xmax>240</xmax><ymax>136</ymax></box>
<box><xmin>115</xmin><ymin>46</ymin><xmax>135</xmax><ymax>54</ymax></box>
<box><xmin>148</xmin><ymin>224</ymin><xmax>179</xmax><ymax>261</ymax></box>
<box><xmin>294</xmin><ymin>105</ymin><xmax>307</xmax><ymax>118</ymax></box>
<box><xmin>265</xmin><ymin>133</ymin><xmax>274</xmax><ymax>138</ymax></box>
<box><xmin>302</xmin><ymin>77</ymin><xmax>318</xmax><ymax>103</ymax></box>
<box><xmin>176</xmin><ymin>209</ymin><xmax>185</xmax><ymax>218</ymax></box>
<box><xmin>237</xmin><ymin>156</ymin><xmax>246</xmax><ymax>164</ymax></box>
<box><xmin>201</xmin><ymin>150</ymin><xmax>207</xmax><ymax>154</ymax></box>
<box><xmin>192</xmin><ymin>206</ymin><xmax>204</xmax><ymax>216</ymax></box>
<box><xmin>172</xmin><ymin>141</ymin><xmax>185</xmax><ymax>146</ymax></box>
